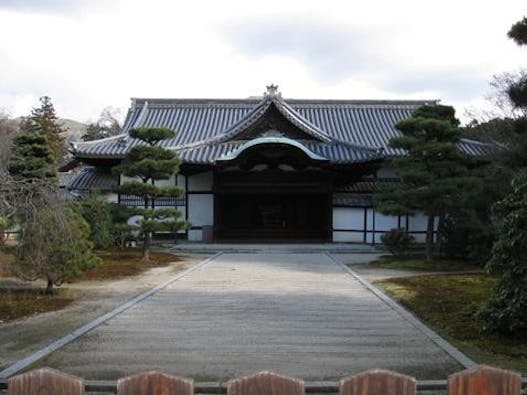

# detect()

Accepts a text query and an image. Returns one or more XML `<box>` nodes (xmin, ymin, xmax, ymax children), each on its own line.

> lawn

<box><xmin>372</xmin><ymin>255</ymin><xmax>482</xmax><ymax>272</ymax></box>
<box><xmin>375</xmin><ymin>273</ymin><xmax>527</xmax><ymax>373</ymax></box>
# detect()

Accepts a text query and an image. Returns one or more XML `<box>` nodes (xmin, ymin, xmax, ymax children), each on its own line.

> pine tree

<box><xmin>19</xmin><ymin>96</ymin><xmax>66</xmax><ymax>162</ymax></box>
<box><xmin>8</xmin><ymin>132</ymin><xmax>57</xmax><ymax>183</ymax></box>
<box><xmin>114</xmin><ymin>127</ymin><xmax>188</xmax><ymax>261</ymax></box>
<box><xmin>375</xmin><ymin>105</ymin><xmax>477</xmax><ymax>261</ymax></box>
<box><xmin>8</xmin><ymin>96</ymin><xmax>66</xmax><ymax>184</ymax></box>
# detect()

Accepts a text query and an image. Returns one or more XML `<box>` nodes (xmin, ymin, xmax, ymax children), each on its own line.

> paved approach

<box><xmin>37</xmin><ymin>253</ymin><xmax>460</xmax><ymax>380</ymax></box>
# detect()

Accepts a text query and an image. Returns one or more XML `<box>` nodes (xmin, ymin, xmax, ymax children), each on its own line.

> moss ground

<box><xmin>375</xmin><ymin>273</ymin><xmax>527</xmax><ymax>373</ymax></box>
<box><xmin>0</xmin><ymin>247</ymin><xmax>180</xmax><ymax>323</ymax></box>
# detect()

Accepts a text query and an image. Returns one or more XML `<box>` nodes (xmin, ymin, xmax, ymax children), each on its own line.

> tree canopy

<box><xmin>376</xmin><ymin>104</ymin><xmax>476</xmax><ymax>261</ymax></box>
<box><xmin>113</xmin><ymin>127</ymin><xmax>188</xmax><ymax>260</ymax></box>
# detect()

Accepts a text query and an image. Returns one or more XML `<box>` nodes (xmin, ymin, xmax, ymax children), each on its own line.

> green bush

<box><xmin>381</xmin><ymin>228</ymin><xmax>414</xmax><ymax>255</ymax></box>
<box><xmin>75</xmin><ymin>192</ymin><xmax>114</xmax><ymax>249</ymax></box>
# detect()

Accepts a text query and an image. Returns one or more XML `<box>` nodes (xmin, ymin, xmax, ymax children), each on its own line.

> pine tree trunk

<box><xmin>437</xmin><ymin>215</ymin><xmax>444</xmax><ymax>256</ymax></box>
<box><xmin>143</xmin><ymin>231</ymin><xmax>151</xmax><ymax>262</ymax></box>
<box><xmin>46</xmin><ymin>275</ymin><xmax>54</xmax><ymax>295</ymax></box>
<box><xmin>425</xmin><ymin>215</ymin><xmax>435</xmax><ymax>262</ymax></box>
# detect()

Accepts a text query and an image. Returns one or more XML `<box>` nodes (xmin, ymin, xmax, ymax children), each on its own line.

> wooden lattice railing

<box><xmin>1</xmin><ymin>365</ymin><xmax>525</xmax><ymax>394</ymax></box>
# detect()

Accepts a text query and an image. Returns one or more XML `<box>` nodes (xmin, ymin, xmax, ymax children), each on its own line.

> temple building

<box><xmin>68</xmin><ymin>85</ymin><xmax>494</xmax><ymax>243</ymax></box>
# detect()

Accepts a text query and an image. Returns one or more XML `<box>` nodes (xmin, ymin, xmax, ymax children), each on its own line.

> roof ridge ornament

<box><xmin>264</xmin><ymin>84</ymin><xmax>281</xmax><ymax>99</ymax></box>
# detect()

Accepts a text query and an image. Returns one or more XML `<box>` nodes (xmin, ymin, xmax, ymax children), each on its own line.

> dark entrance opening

<box><xmin>216</xmin><ymin>193</ymin><xmax>330</xmax><ymax>241</ymax></box>
<box><xmin>214</xmin><ymin>167</ymin><xmax>332</xmax><ymax>242</ymax></box>
<box><xmin>213</xmin><ymin>140</ymin><xmax>333</xmax><ymax>242</ymax></box>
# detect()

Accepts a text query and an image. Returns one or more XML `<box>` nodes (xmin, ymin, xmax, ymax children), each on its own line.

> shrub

<box><xmin>381</xmin><ymin>228</ymin><xmax>414</xmax><ymax>255</ymax></box>
<box><xmin>75</xmin><ymin>192</ymin><xmax>114</xmax><ymax>249</ymax></box>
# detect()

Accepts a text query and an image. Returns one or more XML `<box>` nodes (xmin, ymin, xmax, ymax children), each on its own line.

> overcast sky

<box><xmin>0</xmin><ymin>0</ymin><xmax>525</xmax><ymax>123</ymax></box>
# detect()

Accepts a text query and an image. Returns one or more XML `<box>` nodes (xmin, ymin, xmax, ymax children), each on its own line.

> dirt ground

<box><xmin>0</xmin><ymin>252</ymin><xmax>206</xmax><ymax>370</ymax></box>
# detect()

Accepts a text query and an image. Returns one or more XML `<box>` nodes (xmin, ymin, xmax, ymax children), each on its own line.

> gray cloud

<box><xmin>221</xmin><ymin>15</ymin><xmax>383</xmax><ymax>82</ymax></box>
<box><xmin>382</xmin><ymin>69</ymin><xmax>490</xmax><ymax>101</ymax></box>
<box><xmin>221</xmin><ymin>15</ymin><xmax>490</xmax><ymax>102</ymax></box>
<box><xmin>0</xmin><ymin>0</ymin><xmax>107</xmax><ymax>14</ymax></box>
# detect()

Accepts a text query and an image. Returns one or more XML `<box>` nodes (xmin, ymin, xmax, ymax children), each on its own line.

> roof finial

<box><xmin>264</xmin><ymin>84</ymin><xmax>280</xmax><ymax>99</ymax></box>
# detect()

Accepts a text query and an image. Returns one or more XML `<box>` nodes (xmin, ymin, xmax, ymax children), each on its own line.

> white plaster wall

<box><xmin>332</xmin><ymin>207</ymin><xmax>364</xmax><ymax>230</ymax></box>
<box><xmin>102</xmin><ymin>193</ymin><xmax>119</xmax><ymax>203</ymax></box>
<box><xmin>154</xmin><ymin>175</ymin><xmax>175</xmax><ymax>187</ymax></box>
<box><xmin>188</xmin><ymin>229</ymin><xmax>203</xmax><ymax>241</ymax></box>
<box><xmin>188</xmin><ymin>194</ymin><xmax>214</xmax><ymax>227</ymax></box>
<box><xmin>120</xmin><ymin>174</ymin><xmax>140</xmax><ymax>184</ymax></box>
<box><xmin>408</xmin><ymin>213</ymin><xmax>428</xmax><ymax>232</ymax></box>
<box><xmin>176</xmin><ymin>174</ymin><xmax>186</xmax><ymax>187</ymax></box>
<box><xmin>411</xmin><ymin>232</ymin><xmax>427</xmax><ymax>243</ymax></box>
<box><xmin>333</xmin><ymin>231</ymin><xmax>364</xmax><ymax>243</ymax></box>
<box><xmin>187</xmin><ymin>171</ymin><xmax>213</xmax><ymax>191</ymax></box>
<box><xmin>374</xmin><ymin>212</ymin><xmax>399</xmax><ymax>231</ymax></box>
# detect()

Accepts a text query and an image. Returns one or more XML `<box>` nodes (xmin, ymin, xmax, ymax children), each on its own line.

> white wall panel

<box><xmin>374</xmin><ymin>212</ymin><xmax>398</xmax><ymax>231</ymax></box>
<box><xmin>154</xmin><ymin>175</ymin><xmax>175</xmax><ymax>187</ymax></box>
<box><xmin>333</xmin><ymin>231</ymin><xmax>364</xmax><ymax>243</ymax></box>
<box><xmin>408</xmin><ymin>213</ymin><xmax>428</xmax><ymax>232</ymax></box>
<box><xmin>188</xmin><ymin>194</ymin><xmax>214</xmax><ymax>226</ymax></box>
<box><xmin>176</xmin><ymin>174</ymin><xmax>186</xmax><ymax>186</ymax></box>
<box><xmin>332</xmin><ymin>207</ymin><xmax>364</xmax><ymax>230</ymax></box>
<box><xmin>104</xmin><ymin>193</ymin><xmax>118</xmax><ymax>203</ymax></box>
<box><xmin>188</xmin><ymin>171</ymin><xmax>213</xmax><ymax>191</ymax></box>
<box><xmin>188</xmin><ymin>229</ymin><xmax>203</xmax><ymax>241</ymax></box>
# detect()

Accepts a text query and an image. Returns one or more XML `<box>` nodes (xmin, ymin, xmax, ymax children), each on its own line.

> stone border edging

<box><xmin>0</xmin><ymin>252</ymin><xmax>223</xmax><ymax>379</ymax></box>
<box><xmin>326</xmin><ymin>253</ymin><xmax>476</xmax><ymax>369</ymax></box>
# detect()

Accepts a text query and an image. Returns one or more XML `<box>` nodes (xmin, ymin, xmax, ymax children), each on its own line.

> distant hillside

<box><xmin>5</xmin><ymin>117</ymin><xmax>88</xmax><ymax>143</ymax></box>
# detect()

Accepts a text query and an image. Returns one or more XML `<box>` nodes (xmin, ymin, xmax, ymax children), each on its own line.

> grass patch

<box><xmin>375</xmin><ymin>274</ymin><xmax>527</xmax><ymax>372</ymax></box>
<box><xmin>372</xmin><ymin>255</ymin><xmax>482</xmax><ymax>272</ymax></box>
<box><xmin>0</xmin><ymin>288</ymin><xmax>75</xmax><ymax>323</ymax></box>
<box><xmin>76</xmin><ymin>247</ymin><xmax>180</xmax><ymax>281</ymax></box>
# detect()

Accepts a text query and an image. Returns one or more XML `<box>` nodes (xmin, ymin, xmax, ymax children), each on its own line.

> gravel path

<box><xmin>35</xmin><ymin>253</ymin><xmax>460</xmax><ymax>380</ymax></box>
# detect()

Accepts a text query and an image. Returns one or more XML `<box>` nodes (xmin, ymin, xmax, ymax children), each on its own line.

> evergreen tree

<box><xmin>113</xmin><ymin>127</ymin><xmax>188</xmax><ymax>261</ymax></box>
<box><xmin>8</xmin><ymin>96</ymin><xmax>66</xmax><ymax>185</ymax></box>
<box><xmin>478</xmin><ymin>16</ymin><xmax>527</xmax><ymax>336</ymax></box>
<box><xmin>8</xmin><ymin>132</ymin><xmax>57</xmax><ymax>183</ymax></box>
<box><xmin>375</xmin><ymin>105</ymin><xmax>476</xmax><ymax>261</ymax></box>
<box><xmin>19</xmin><ymin>96</ymin><xmax>66</xmax><ymax>162</ymax></box>
<box><xmin>480</xmin><ymin>169</ymin><xmax>527</xmax><ymax>336</ymax></box>
<box><xmin>13</xmin><ymin>195</ymin><xmax>100</xmax><ymax>294</ymax></box>
<box><xmin>75</xmin><ymin>192</ymin><xmax>114</xmax><ymax>249</ymax></box>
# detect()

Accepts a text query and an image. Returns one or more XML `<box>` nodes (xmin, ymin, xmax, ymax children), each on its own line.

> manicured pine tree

<box><xmin>114</xmin><ymin>127</ymin><xmax>188</xmax><ymax>261</ymax></box>
<box><xmin>375</xmin><ymin>105</ymin><xmax>477</xmax><ymax>261</ymax></box>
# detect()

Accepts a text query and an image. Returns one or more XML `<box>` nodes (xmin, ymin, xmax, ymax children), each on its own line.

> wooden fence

<box><xmin>0</xmin><ymin>365</ymin><xmax>525</xmax><ymax>395</ymax></box>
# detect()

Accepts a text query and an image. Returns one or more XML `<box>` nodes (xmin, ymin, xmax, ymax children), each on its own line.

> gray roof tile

<box><xmin>72</xmin><ymin>95</ymin><xmax>497</xmax><ymax>163</ymax></box>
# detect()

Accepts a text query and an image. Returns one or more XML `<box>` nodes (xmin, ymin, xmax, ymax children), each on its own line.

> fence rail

<box><xmin>0</xmin><ymin>366</ymin><xmax>525</xmax><ymax>394</ymax></box>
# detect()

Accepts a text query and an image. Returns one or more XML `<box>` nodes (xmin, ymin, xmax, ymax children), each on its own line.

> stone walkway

<box><xmin>35</xmin><ymin>253</ymin><xmax>460</xmax><ymax>380</ymax></box>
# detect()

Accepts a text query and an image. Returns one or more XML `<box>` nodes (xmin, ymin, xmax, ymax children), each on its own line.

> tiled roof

<box><xmin>67</xmin><ymin>166</ymin><xmax>118</xmax><ymax>191</ymax></box>
<box><xmin>71</xmin><ymin>90</ymin><xmax>496</xmax><ymax>163</ymax></box>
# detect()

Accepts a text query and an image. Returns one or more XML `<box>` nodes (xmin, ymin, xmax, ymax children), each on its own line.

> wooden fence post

<box><xmin>227</xmin><ymin>371</ymin><xmax>304</xmax><ymax>395</ymax></box>
<box><xmin>448</xmin><ymin>365</ymin><xmax>521</xmax><ymax>395</ymax></box>
<box><xmin>7</xmin><ymin>367</ymin><xmax>84</xmax><ymax>395</ymax></box>
<box><xmin>117</xmin><ymin>371</ymin><xmax>193</xmax><ymax>395</ymax></box>
<box><xmin>339</xmin><ymin>369</ymin><xmax>416</xmax><ymax>395</ymax></box>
